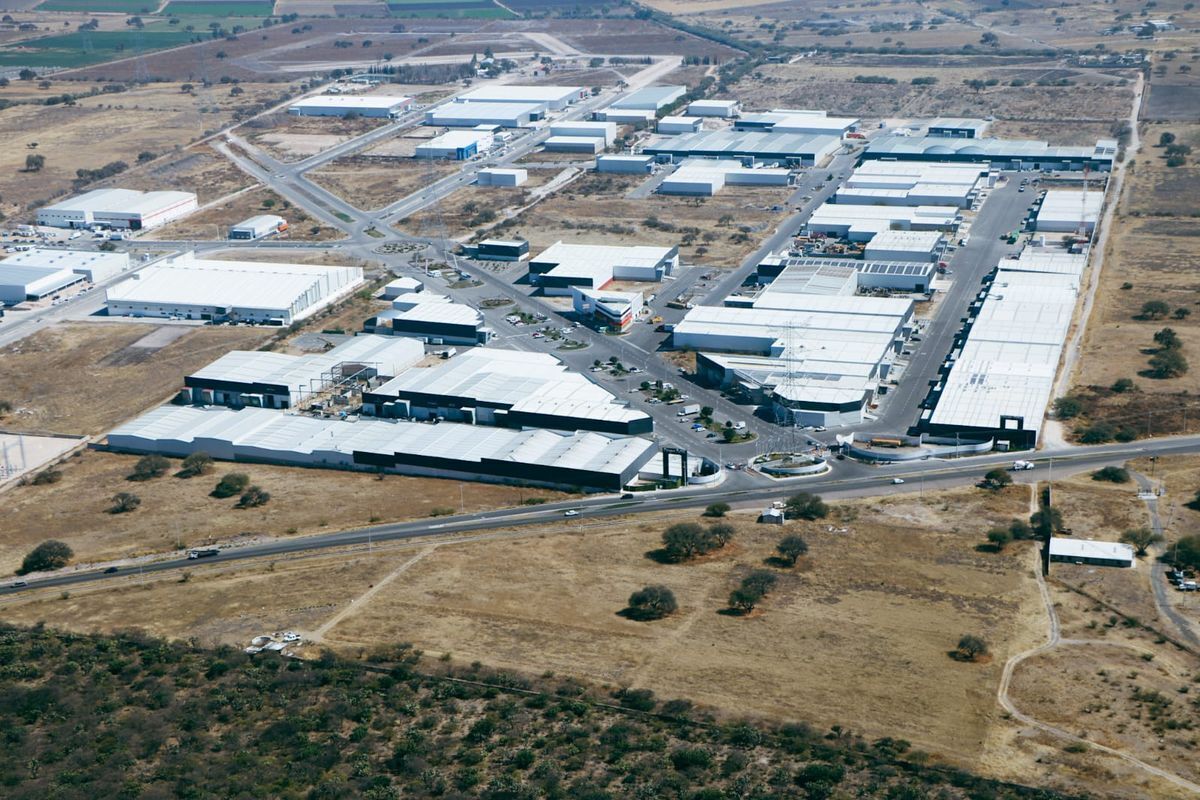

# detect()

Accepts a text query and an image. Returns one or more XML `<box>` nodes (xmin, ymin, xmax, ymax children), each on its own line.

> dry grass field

<box><xmin>0</xmin><ymin>323</ymin><xmax>271</xmax><ymax>435</ymax></box>
<box><xmin>1069</xmin><ymin>123</ymin><xmax>1200</xmax><ymax>438</ymax></box>
<box><xmin>0</xmin><ymin>485</ymin><xmax>1043</xmax><ymax>768</ymax></box>
<box><xmin>0</xmin><ymin>448</ymin><xmax>574</xmax><ymax>575</ymax></box>
<box><xmin>308</xmin><ymin>156</ymin><xmax>459</xmax><ymax>211</ymax></box>
<box><xmin>119</xmin><ymin>147</ymin><xmax>251</xmax><ymax>204</ymax></box>
<box><xmin>488</xmin><ymin>171</ymin><xmax>792</xmax><ymax>268</ymax></box>
<box><xmin>0</xmin><ymin>81</ymin><xmax>287</xmax><ymax>213</ymax></box>
<box><xmin>724</xmin><ymin>61</ymin><xmax>1134</xmax><ymax>122</ymax></box>
<box><xmin>393</xmin><ymin>170</ymin><xmax>557</xmax><ymax>238</ymax></box>
<box><xmin>142</xmin><ymin>185</ymin><xmax>343</xmax><ymax>241</ymax></box>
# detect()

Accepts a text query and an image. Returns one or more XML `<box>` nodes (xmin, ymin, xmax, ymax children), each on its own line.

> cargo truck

<box><xmin>676</xmin><ymin>404</ymin><xmax>701</xmax><ymax>417</ymax></box>
<box><xmin>187</xmin><ymin>548</ymin><xmax>220</xmax><ymax>559</ymax></box>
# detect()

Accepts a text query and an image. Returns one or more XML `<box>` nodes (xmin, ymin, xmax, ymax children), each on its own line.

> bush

<box><xmin>625</xmin><ymin>585</ymin><xmax>677</xmax><ymax>620</ymax></box>
<box><xmin>986</xmin><ymin>528</ymin><xmax>1012</xmax><ymax>551</ymax></box>
<box><xmin>1120</xmin><ymin>527</ymin><xmax>1163</xmax><ymax>556</ymax></box>
<box><xmin>1052</xmin><ymin>396</ymin><xmax>1084</xmax><ymax>419</ymax></box>
<box><xmin>30</xmin><ymin>468</ymin><xmax>62</xmax><ymax>485</ymax></box>
<box><xmin>661</xmin><ymin>522</ymin><xmax>734</xmax><ymax>562</ymax></box>
<box><xmin>670</xmin><ymin>747</ymin><xmax>712</xmax><ymax>771</ymax></box>
<box><xmin>784</xmin><ymin>492</ymin><xmax>828</xmax><ymax>520</ymax></box>
<box><xmin>1149</xmin><ymin>348</ymin><xmax>1188</xmax><ymax>379</ymax></box>
<box><xmin>776</xmin><ymin>534</ymin><xmax>808</xmax><ymax>565</ymax></box>
<box><xmin>1078</xmin><ymin>423</ymin><xmax>1116</xmax><ymax>443</ymax></box>
<box><xmin>109</xmin><ymin>492</ymin><xmax>141</xmax><ymax>514</ymax></box>
<box><xmin>237</xmin><ymin>485</ymin><xmax>271</xmax><ymax>508</ymax></box>
<box><xmin>955</xmin><ymin>634</ymin><xmax>988</xmax><ymax>662</ymax></box>
<box><xmin>1092</xmin><ymin>466</ymin><xmax>1130</xmax><ymax>483</ymax></box>
<box><xmin>1172</xmin><ymin>534</ymin><xmax>1200</xmax><ymax>569</ymax></box>
<box><xmin>981</xmin><ymin>468</ymin><xmax>1012</xmax><ymax>490</ymax></box>
<box><xmin>703</xmin><ymin>502</ymin><xmax>729</xmax><ymax>518</ymax></box>
<box><xmin>1110</xmin><ymin>377</ymin><xmax>1136</xmax><ymax>393</ymax></box>
<box><xmin>1140</xmin><ymin>300</ymin><xmax>1170</xmax><ymax>320</ymax></box>
<box><xmin>1030</xmin><ymin>506</ymin><xmax>1063</xmax><ymax>537</ymax></box>
<box><xmin>212</xmin><ymin>472</ymin><xmax>250</xmax><ymax>498</ymax></box>
<box><xmin>178</xmin><ymin>451</ymin><xmax>213</xmax><ymax>478</ymax></box>
<box><xmin>17</xmin><ymin>539</ymin><xmax>74</xmax><ymax>575</ymax></box>
<box><xmin>129</xmin><ymin>454</ymin><xmax>170</xmax><ymax>481</ymax></box>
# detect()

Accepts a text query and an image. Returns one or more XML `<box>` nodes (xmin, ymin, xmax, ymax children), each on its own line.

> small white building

<box><xmin>288</xmin><ymin>95</ymin><xmax>413</xmax><ymax>118</ymax></box>
<box><xmin>596</xmin><ymin>155</ymin><xmax>654</xmax><ymax>174</ymax></box>
<box><xmin>529</xmin><ymin>241</ymin><xmax>678</xmax><ymax>295</ymax></box>
<box><xmin>572</xmin><ymin>286</ymin><xmax>644</xmax><ymax>332</ymax></box>
<box><xmin>687</xmin><ymin>99</ymin><xmax>740</xmax><ymax>118</ymax></box>
<box><xmin>37</xmin><ymin>188</ymin><xmax>198</xmax><ymax>231</ymax></box>
<box><xmin>657</xmin><ymin>116</ymin><xmax>703</xmax><ymax>135</ymax></box>
<box><xmin>415</xmin><ymin>130</ymin><xmax>494</xmax><ymax>160</ymax></box>
<box><xmin>549</xmin><ymin>121</ymin><xmax>616</xmax><ymax>146</ymax></box>
<box><xmin>229</xmin><ymin>214</ymin><xmax>286</xmax><ymax>240</ymax></box>
<box><xmin>544</xmin><ymin>136</ymin><xmax>603</xmax><ymax>154</ymax></box>
<box><xmin>1049</xmin><ymin>537</ymin><xmax>1135</xmax><ymax>568</ymax></box>
<box><xmin>863</xmin><ymin>230</ymin><xmax>943</xmax><ymax>263</ymax></box>
<box><xmin>593</xmin><ymin>108</ymin><xmax>656</xmax><ymax>125</ymax></box>
<box><xmin>611</xmin><ymin>85</ymin><xmax>686</xmax><ymax>111</ymax></box>
<box><xmin>0</xmin><ymin>263</ymin><xmax>82</xmax><ymax>304</ymax></box>
<box><xmin>477</xmin><ymin>168</ymin><xmax>528</xmax><ymax>187</ymax></box>
<box><xmin>659</xmin><ymin>159</ymin><xmax>790</xmax><ymax>196</ymax></box>
<box><xmin>381</xmin><ymin>276</ymin><xmax>423</xmax><ymax>299</ymax></box>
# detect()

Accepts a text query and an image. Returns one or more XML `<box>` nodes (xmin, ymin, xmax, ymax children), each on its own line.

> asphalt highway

<box><xmin>6</xmin><ymin>434</ymin><xmax>1199</xmax><ymax>597</ymax></box>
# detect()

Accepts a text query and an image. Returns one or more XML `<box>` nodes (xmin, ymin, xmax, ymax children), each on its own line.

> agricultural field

<box><xmin>162</xmin><ymin>0</ymin><xmax>274</xmax><ymax>14</ymax></box>
<box><xmin>0</xmin><ymin>29</ymin><xmax>200</xmax><ymax>68</ymax></box>
<box><xmin>0</xmin><ymin>323</ymin><xmax>273</xmax><ymax>436</ymax></box>
<box><xmin>385</xmin><ymin>0</ymin><xmax>512</xmax><ymax>18</ymax></box>
<box><xmin>1067</xmin><ymin>122</ymin><xmax>1200</xmax><ymax>441</ymax></box>
<box><xmin>34</xmin><ymin>0</ymin><xmax>158</xmax><ymax>10</ymax></box>
<box><xmin>308</xmin><ymin>156</ymin><xmax>459</xmax><ymax>211</ymax></box>
<box><xmin>484</xmin><ymin>171</ymin><xmax>793</xmax><ymax>268</ymax></box>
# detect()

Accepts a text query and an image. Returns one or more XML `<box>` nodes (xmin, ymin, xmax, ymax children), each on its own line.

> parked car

<box><xmin>891</xmin><ymin>478</ymin><xmax>905</xmax><ymax>485</ymax></box>
<box><xmin>104</xmin><ymin>566</ymin><xmax>119</xmax><ymax>574</ymax></box>
<box><xmin>564</xmin><ymin>509</ymin><xmax>580</xmax><ymax>517</ymax></box>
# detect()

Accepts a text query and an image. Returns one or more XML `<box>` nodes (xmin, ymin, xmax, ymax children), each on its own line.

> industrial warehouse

<box><xmin>181</xmin><ymin>335</ymin><xmax>425</xmax><ymax>410</ymax></box>
<box><xmin>528</xmin><ymin>242</ymin><xmax>678</xmax><ymax>295</ymax></box>
<box><xmin>733</xmin><ymin>109</ymin><xmax>860</xmax><ymax>136</ymax></box>
<box><xmin>365</xmin><ymin>291</ymin><xmax>493</xmax><ymax>345</ymax></box>
<box><xmin>105</xmin><ymin>405</ymin><xmax>657</xmax><ymax>491</ymax></box>
<box><xmin>415</xmin><ymin>129</ymin><xmax>496</xmax><ymax>160</ymax></box>
<box><xmin>804</xmin><ymin>202</ymin><xmax>959</xmax><ymax>240</ymax></box>
<box><xmin>104</xmin><ymin>253</ymin><xmax>364</xmax><ymax>324</ymax></box>
<box><xmin>658</xmin><ymin>159</ymin><xmax>791</xmax><ymax>196</ymax></box>
<box><xmin>833</xmin><ymin>161</ymin><xmax>991</xmax><ymax>208</ymax></box>
<box><xmin>0</xmin><ymin>248</ymin><xmax>130</xmax><ymax>302</ymax></box>
<box><xmin>642</xmin><ymin>129</ymin><xmax>842</xmax><ymax>166</ymax></box>
<box><xmin>572</xmin><ymin>286</ymin><xmax>643</xmax><ymax>332</ymax></box>
<box><xmin>919</xmin><ymin>251</ymin><xmax>1083</xmax><ymax>447</ymax></box>
<box><xmin>287</xmin><ymin>95</ymin><xmax>413</xmax><ymax>118</ymax></box>
<box><xmin>363</xmin><ymin>347</ymin><xmax>653</xmax><ymax>435</ymax></box>
<box><xmin>36</xmin><ymin>188</ymin><xmax>199</xmax><ymax>231</ymax></box>
<box><xmin>425</xmin><ymin>85</ymin><xmax>585</xmax><ymax>128</ymax></box>
<box><xmin>1034</xmin><ymin>189</ymin><xmax>1104</xmax><ymax>234</ymax></box>
<box><xmin>862</xmin><ymin>135</ymin><xmax>1118</xmax><ymax>171</ymax></box>
<box><xmin>609</xmin><ymin>85</ymin><xmax>686</xmax><ymax>111</ymax></box>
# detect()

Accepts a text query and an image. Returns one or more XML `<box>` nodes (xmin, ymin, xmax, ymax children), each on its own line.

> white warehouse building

<box><xmin>37</xmin><ymin>188</ymin><xmax>198</xmax><ymax>231</ymax></box>
<box><xmin>1035</xmin><ymin>189</ymin><xmax>1104</xmax><ymax>234</ymax></box>
<box><xmin>528</xmin><ymin>241</ymin><xmax>678</xmax><ymax>295</ymax></box>
<box><xmin>477</xmin><ymin>168</ymin><xmax>527</xmax><ymax>187</ymax></box>
<box><xmin>687</xmin><ymin>99</ymin><xmax>740</xmax><ymax>118</ymax></box>
<box><xmin>806</xmin><ymin>203</ymin><xmax>959</xmax><ymax>241</ymax></box>
<box><xmin>1</xmin><ymin>247</ymin><xmax>130</xmax><ymax>283</ymax></box>
<box><xmin>549</xmin><ymin>121</ymin><xmax>616</xmax><ymax>145</ymax></box>
<box><xmin>105</xmin><ymin>252</ymin><xmax>363</xmax><ymax>325</ymax></box>
<box><xmin>611</xmin><ymin>85</ymin><xmax>686</xmax><ymax>111</ymax></box>
<box><xmin>287</xmin><ymin>95</ymin><xmax>413</xmax><ymax>118</ymax></box>
<box><xmin>863</xmin><ymin>230</ymin><xmax>944</xmax><ymax>263</ymax></box>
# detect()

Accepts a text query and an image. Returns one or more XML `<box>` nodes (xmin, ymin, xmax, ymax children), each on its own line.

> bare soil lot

<box><xmin>308</xmin><ymin>155</ymin><xmax>459</xmax><ymax>210</ymax></box>
<box><xmin>486</xmin><ymin>171</ymin><xmax>792</xmax><ymax>268</ymax></box>
<box><xmin>244</xmin><ymin>113</ymin><xmax>391</xmax><ymax>162</ymax></box>
<box><xmin>119</xmin><ymin>148</ymin><xmax>252</xmax><ymax>204</ymax></box>
<box><xmin>1069</xmin><ymin>123</ymin><xmax>1200</xmax><ymax>439</ymax></box>
<box><xmin>0</xmin><ymin>323</ymin><xmax>271</xmax><ymax>435</ymax></box>
<box><xmin>0</xmin><ymin>448</ymin><xmax>574</xmax><ymax>575</ymax></box>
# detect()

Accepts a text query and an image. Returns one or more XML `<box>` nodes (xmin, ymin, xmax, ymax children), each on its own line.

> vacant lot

<box><xmin>393</xmin><ymin>169</ymin><xmax>557</xmax><ymax>237</ymax></box>
<box><xmin>1069</xmin><ymin>123</ymin><xmax>1200</xmax><ymax>439</ymax></box>
<box><xmin>308</xmin><ymin>156</ymin><xmax>458</xmax><ymax>211</ymax></box>
<box><xmin>120</xmin><ymin>147</ymin><xmax>251</xmax><ymax>204</ymax></box>
<box><xmin>0</xmin><ymin>448</ymin><xmax>573</xmax><ymax>575</ymax></box>
<box><xmin>485</xmin><ymin>171</ymin><xmax>791</xmax><ymax>268</ymax></box>
<box><xmin>0</xmin><ymin>323</ymin><xmax>271</xmax><ymax>435</ymax></box>
<box><xmin>723</xmin><ymin>60</ymin><xmax>1133</xmax><ymax>123</ymax></box>
<box><xmin>244</xmin><ymin>113</ymin><xmax>391</xmax><ymax>162</ymax></box>
<box><xmin>145</xmin><ymin>185</ymin><xmax>343</xmax><ymax>241</ymax></box>
<box><xmin>0</xmin><ymin>82</ymin><xmax>285</xmax><ymax>214</ymax></box>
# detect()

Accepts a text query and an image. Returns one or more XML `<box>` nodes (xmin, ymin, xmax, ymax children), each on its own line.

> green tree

<box><xmin>700</xmin><ymin>405</ymin><xmax>714</xmax><ymax>419</ymax></box>
<box><xmin>1174</xmin><ymin>307</ymin><xmax>1191</xmax><ymax>320</ymax></box>
<box><xmin>722</xmin><ymin>427</ymin><xmax>738</xmax><ymax>443</ymax></box>
<box><xmin>179</xmin><ymin>451</ymin><xmax>214</xmax><ymax>478</ymax></box>
<box><xmin>986</xmin><ymin>528</ymin><xmax>1012</xmax><ymax>551</ymax></box>
<box><xmin>776</xmin><ymin>534</ymin><xmax>808</xmax><ymax>565</ymax></box>
<box><xmin>1153</xmin><ymin>327</ymin><xmax>1181</xmax><ymax>350</ymax></box>
<box><xmin>1120</xmin><ymin>526</ymin><xmax>1163</xmax><ymax>556</ymax></box>
<box><xmin>1140</xmin><ymin>300</ymin><xmax>1170</xmax><ymax>320</ymax></box>
<box><xmin>212</xmin><ymin>472</ymin><xmax>250</xmax><ymax>498</ymax></box>
<box><xmin>981</xmin><ymin>468</ymin><xmax>1012</xmax><ymax>490</ymax></box>
<box><xmin>110</xmin><ymin>492</ymin><xmax>141</xmax><ymax>514</ymax></box>
<box><xmin>129</xmin><ymin>454</ymin><xmax>170</xmax><ymax>481</ymax></box>
<box><xmin>703</xmin><ymin>522</ymin><xmax>736</xmax><ymax>550</ymax></box>
<box><xmin>741</xmin><ymin>570</ymin><xmax>777</xmax><ymax>596</ymax></box>
<box><xmin>1092</xmin><ymin>466</ymin><xmax>1130</xmax><ymax>483</ymax></box>
<box><xmin>238</xmin><ymin>485</ymin><xmax>271</xmax><ymax>508</ymax></box>
<box><xmin>703</xmin><ymin>502</ymin><xmax>729</xmax><ymax>518</ymax></box>
<box><xmin>1149</xmin><ymin>347</ymin><xmax>1188</xmax><ymax>379</ymax></box>
<box><xmin>955</xmin><ymin>633</ymin><xmax>988</xmax><ymax>661</ymax></box>
<box><xmin>17</xmin><ymin>540</ymin><xmax>73</xmax><ymax>575</ymax></box>
<box><xmin>728</xmin><ymin>587</ymin><xmax>761</xmax><ymax>614</ymax></box>
<box><xmin>1008</xmin><ymin>518</ymin><xmax>1034</xmax><ymax>540</ymax></box>
<box><xmin>1159</xmin><ymin>131</ymin><xmax>1176</xmax><ymax>146</ymax></box>
<box><xmin>1110</xmin><ymin>377</ymin><xmax>1136</xmax><ymax>393</ymax></box>
<box><xmin>1052</xmin><ymin>396</ymin><xmax>1084</xmax><ymax>419</ymax></box>
<box><xmin>1171</xmin><ymin>534</ymin><xmax>1200</xmax><ymax>569</ymax></box>
<box><xmin>784</xmin><ymin>492</ymin><xmax>828</xmax><ymax>520</ymax></box>
<box><xmin>625</xmin><ymin>585</ymin><xmax>677</xmax><ymax>620</ymax></box>
<box><xmin>662</xmin><ymin>522</ymin><xmax>705</xmax><ymax>561</ymax></box>
<box><xmin>1030</xmin><ymin>506</ymin><xmax>1063</xmax><ymax>537</ymax></box>
<box><xmin>24</xmin><ymin>153</ymin><xmax>45</xmax><ymax>172</ymax></box>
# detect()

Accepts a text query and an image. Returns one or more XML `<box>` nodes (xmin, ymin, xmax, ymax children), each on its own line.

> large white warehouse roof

<box><xmin>288</xmin><ymin>95</ymin><xmax>412</xmax><ymax>112</ymax></box>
